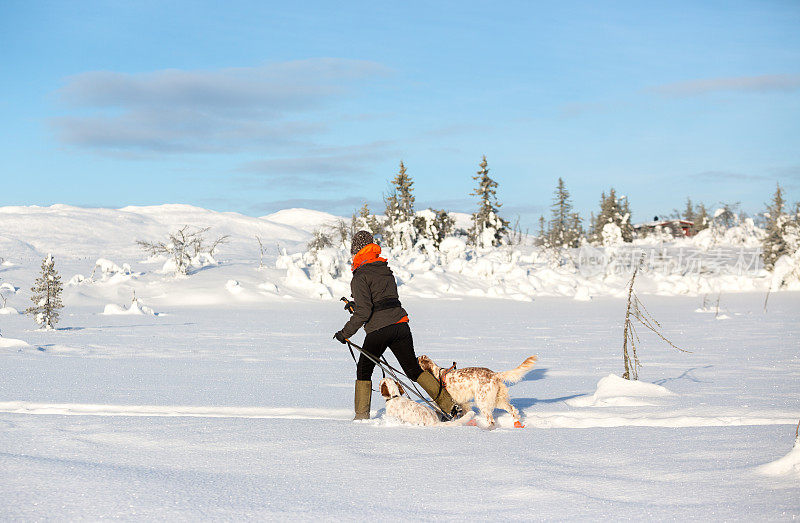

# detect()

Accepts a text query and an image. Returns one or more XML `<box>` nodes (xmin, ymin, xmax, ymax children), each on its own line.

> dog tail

<box><xmin>495</xmin><ymin>355</ymin><xmax>538</xmax><ymax>384</ymax></box>
<box><xmin>440</xmin><ymin>410</ymin><xmax>476</xmax><ymax>427</ymax></box>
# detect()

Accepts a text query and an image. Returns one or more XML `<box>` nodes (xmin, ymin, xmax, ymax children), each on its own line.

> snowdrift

<box><xmin>278</xmin><ymin>231</ymin><xmax>775</xmax><ymax>302</ymax></box>
<box><xmin>757</xmin><ymin>438</ymin><xmax>800</xmax><ymax>479</ymax></box>
<box><xmin>102</xmin><ymin>300</ymin><xmax>159</xmax><ymax>316</ymax></box>
<box><xmin>566</xmin><ymin>374</ymin><xmax>674</xmax><ymax>407</ymax></box>
<box><xmin>0</xmin><ymin>337</ymin><xmax>30</xmax><ymax>349</ymax></box>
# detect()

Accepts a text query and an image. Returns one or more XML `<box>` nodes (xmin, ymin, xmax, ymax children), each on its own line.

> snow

<box><xmin>758</xmin><ymin>439</ymin><xmax>800</xmax><ymax>478</ymax></box>
<box><xmin>261</xmin><ymin>208</ymin><xmax>340</xmax><ymax>232</ymax></box>
<box><xmin>0</xmin><ymin>337</ymin><xmax>29</xmax><ymax>349</ymax></box>
<box><xmin>565</xmin><ymin>374</ymin><xmax>673</xmax><ymax>407</ymax></box>
<box><xmin>102</xmin><ymin>300</ymin><xmax>158</xmax><ymax>316</ymax></box>
<box><xmin>0</xmin><ymin>204</ymin><xmax>798</xmax><ymax>519</ymax></box>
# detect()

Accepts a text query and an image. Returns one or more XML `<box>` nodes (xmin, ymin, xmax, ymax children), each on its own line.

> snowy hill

<box><xmin>0</xmin><ymin>204</ymin><xmax>309</xmax><ymax>262</ymax></box>
<box><xmin>261</xmin><ymin>208</ymin><xmax>341</xmax><ymax>233</ymax></box>
<box><xmin>0</xmin><ymin>204</ymin><xmax>321</xmax><ymax>310</ymax></box>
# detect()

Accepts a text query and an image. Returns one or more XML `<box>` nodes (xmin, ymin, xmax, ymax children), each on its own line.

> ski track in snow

<box><xmin>2</xmin><ymin>401</ymin><xmax>796</xmax><ymax>430</ymax></box>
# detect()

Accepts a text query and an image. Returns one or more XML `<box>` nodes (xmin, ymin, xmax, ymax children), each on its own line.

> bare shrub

<box><xmin>137</xmin><ymin>226</ymin><xmax>229</xmax><ymax>275</ymax></box>
<box><xmin>307</xmin><ymin>228</ymin><xmax>334</xmax><ymax>252</ymax></box>
<box><xmin>622</xmin><ymin>254</ymin><xmax>690</xmax><ymax>380</ymax></box>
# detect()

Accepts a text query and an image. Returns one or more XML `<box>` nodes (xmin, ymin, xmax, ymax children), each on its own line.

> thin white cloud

<box><xmin>651</xmin><ymin>74</ymin><xmax>800</xmax><ymax>97</ymax></box>
<box><xmin>51</xmin><ymin>58</ymin><xmax>391</xmax><ymax>154</ymax></box>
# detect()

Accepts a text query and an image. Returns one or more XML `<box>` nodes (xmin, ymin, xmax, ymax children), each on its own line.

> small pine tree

<box><xmin>570</xmin><ymin>212</ymin><xmax>584</xmax><ymax>245</ymax></box>
<box><xmin>590</xmin><ymin>191</ymin><xmax>607</xmax><ymax>242</ymax></box>
<box><xmin>414</xmin><ymin>209</ymin><xmax>455</xmax><ymax>249</ymax></box>
<box><xmin>683</xmin><ymin>197</ymin><xmax>695</xmax><ymax>223</ymax></box>
<box><xmin>537</xmin><ymin>215</ymin><xmax>546</xmax><ymax>245</ymax></box>
<box><xmin>359</xmin><ymin>202</ymin><xmax>385</xmax><ymax>238</ymax></box>
<box><xmin>384</xmin><ymin>161</ymin><xmax>414</xmax><ymax>226</ymax></box>
<box><xmin>468</xmin><ymin>155</ymin><xmax>509</xmax><ymax>248</ymax></box>
<box><xmin>692</xmin><ymin>203</ymin><xmax>710</xmax><ymax>234</ymax></box>
<box><xmin>618</xmin><ymin>194</ymin><xmax>633</xmax><ymax>242</ymax></box>
<box><xmin>546</xmin><ymin>178</ymin><xmax>582</xmax><ymax>248</ymax></box>
<box><xmin>762</xmin><ymin>184</ymin><xmax>789</xmax><ymax>270</ymax></box>
<box><xmin>26</xmin><ymin>254</ymin><xmax>64</xmax><ymax>330</ymax></box>
<box><xmin>592</xmin><ymin>188</ymin><xmax>633</xmax><ymax>244</ymax></box>
<box><xmin>384</xmin><ymin>161</ymin><xmax>417</xmax><ymax>250</ymax></box>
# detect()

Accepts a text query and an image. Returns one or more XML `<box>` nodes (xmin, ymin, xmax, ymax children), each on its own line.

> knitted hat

<box><xmin>350</xmin><ymin>230</ymin><xmax>375</xmax><ymax>255</ymax></box>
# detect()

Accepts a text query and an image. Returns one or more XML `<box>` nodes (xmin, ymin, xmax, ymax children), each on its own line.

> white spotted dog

<box><xmin>418</xmin><ymin>354</ymin><xmax>538</xmax><ymax>428</ymax></box>
<box><xmin>379</xmin><ymin>378</ymin><xmax>476</xmax><ymax>427</ymax></box>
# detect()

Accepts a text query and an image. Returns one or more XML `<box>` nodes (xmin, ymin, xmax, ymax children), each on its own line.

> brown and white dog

<box><xmin>418</xmin><ymin>354</ymin><xmax>538</xmax><ymax>428</ymax></box>
<box><xmin>379</xmin><ymin>378</ymin><xmax>475</xmax><ymax>427</ymax></box>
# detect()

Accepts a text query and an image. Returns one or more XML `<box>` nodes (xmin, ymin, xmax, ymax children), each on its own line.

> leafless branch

<box><xmin>622</xmin><ymin>253</ymin><xmax>690</xmax><ymax>380</ymax></box>
<box><xmin>137</xmin><ymin>225</ymin><xmax>226</xmax><ymax>275</ymax></box>
<box><xmin>256</xmin><ymin>236</ymin><xmax>266</xmax><ymax>268</ymax></box>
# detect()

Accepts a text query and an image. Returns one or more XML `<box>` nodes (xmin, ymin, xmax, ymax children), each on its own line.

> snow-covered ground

<box><xmin>1</xmin><ymin>204</ymin><xmax>798</xmax><ymax>519</ymax></box>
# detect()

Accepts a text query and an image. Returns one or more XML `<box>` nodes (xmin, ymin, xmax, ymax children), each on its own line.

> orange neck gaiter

<box><xmin>351</xmin><ymin>243</ymin><xmax>386</xmax><ymax>272</ymax></box>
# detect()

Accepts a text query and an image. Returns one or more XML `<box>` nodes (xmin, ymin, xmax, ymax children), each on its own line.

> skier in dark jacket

<box><xmin>334</xmin><ymin>230</ymin><xmax>460</xmax><ymax>420</ymax></box>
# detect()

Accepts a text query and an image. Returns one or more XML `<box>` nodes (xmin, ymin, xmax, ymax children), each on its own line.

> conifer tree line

<box><xmin>310</xmin><ymin>160</ymin><xmax>799</xmax><ymax>274</ymax></box>
<box><xmin>540</xmin><ymin>180</ymin><xmax>799</xmax><ymax>272</ymax></box>
<box><xmin>318</xmin><ymin>156</ymin><xmax>510</xmax><ymax>253</ymax></box>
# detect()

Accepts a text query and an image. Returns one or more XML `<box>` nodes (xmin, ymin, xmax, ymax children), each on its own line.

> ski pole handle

<box><xmin>340</xmin><ymin>296</ymin><xmax>355</xmax><ymax>314</ymax></box>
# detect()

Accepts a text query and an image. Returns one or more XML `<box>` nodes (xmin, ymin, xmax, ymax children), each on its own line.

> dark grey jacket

<box><xmin>340</xmin><ymin>261</ymin><xmax>408</xmax><ymax>339</ymax></box>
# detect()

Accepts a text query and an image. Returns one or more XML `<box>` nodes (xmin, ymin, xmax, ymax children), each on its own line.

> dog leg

<box><xmin>496</xmin><ymin>386</ymin><xmax>520</xmax><ymax>420</ymax></box>
<box><xmin>475</xmin><ymin>388</ymin><xmax>496</xmax><ymax>427</ymax></box>
<box><xmin>496</xmin><ymin>386</ymin><xmax>524</xmax><ymax>428</ymax></box>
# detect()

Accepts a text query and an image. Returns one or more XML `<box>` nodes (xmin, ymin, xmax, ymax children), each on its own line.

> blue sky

<box><xmin>2</xmin><ymin>1</ymin><xmax>799</xmax><ymax>228</ymax></box>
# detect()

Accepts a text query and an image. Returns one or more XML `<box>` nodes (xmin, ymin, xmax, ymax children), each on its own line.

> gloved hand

<box><xmin>333</xmin><ymin>331</ymin><xmax>347</xmax><ymax>344</ymax></box>
<box><xmin>343</xmin><ymin>300</ymin><xmax>356</xmax><ymax>314</ymax></box>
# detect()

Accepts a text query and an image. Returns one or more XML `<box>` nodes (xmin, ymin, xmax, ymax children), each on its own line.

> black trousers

<box><xmin>356</xmin><ymin>322</ymin><xmax>423</xmax><ymax>382</ymax></box>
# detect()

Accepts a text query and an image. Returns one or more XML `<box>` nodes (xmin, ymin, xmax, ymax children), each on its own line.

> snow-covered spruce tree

<box><xmin>357</xmin><ymin>202</ymin><xmax>385</xmax><ymax>238</ymax></box>
<box><xmin>762</xmin><ymin>184</ymin><xmax>800</xmax><ymax>271</ymax></box>
<box><xmin>468</xmin><ymin>155</ymin><xmax>509</xmax><ymax>248</ymax></box>
<box><xmin>414</xmin><ymin>209</ymin><xmax>455</xmax><ymax>250</ymax></box>
<box><xmin>25</xmin><ymin>254</ymin><xmax>64</xmax><ymax>330</ymax></box>
<box><xmin>683</xmin><ymin>197</ymin><xmax>695</xmax><ymax>223</ymax></box>
<box><xmin>536</xmin><ymin>215</ymin><xmax>546</xmax><ymax>246</ymax></box>
<box><xmin>591</xmin><ymin>189</ymin><xmax>633</xmax><ymax>244</ymax></box>
<box><xmin>384</xmin><ymin>161</ymin><xmax>418</xmax><ymax>250</ymax></box>
<box><xmin>713</xmin><ymin>202</ymin><xmax>740</xmax><ymax>229</ymax></box>
<box><xmin>691</xmin><ymin>202</ymin><xmax>710</xmax><ymax>234</ymax></box>
<box><xmin>546</xmin><ymin>178</ymin><xmax>582</xmax><ymax>248</ymax></box>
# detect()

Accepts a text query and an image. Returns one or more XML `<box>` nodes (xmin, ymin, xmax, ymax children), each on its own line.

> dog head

<box><xmin>417</xmin><ymin>354</ymin><xmax>442</xmax><ymax>375</ymax></box>
<box><xmin>379</xmin><ymin>378</ymin><xmax>405</xmax><ymax>399</ymax></box>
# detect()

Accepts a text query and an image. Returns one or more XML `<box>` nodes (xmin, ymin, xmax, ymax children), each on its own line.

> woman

<box><xmin>334</xmin><ymin>230</ymin><xmax>461</xmax><ymax>420</ymax></box>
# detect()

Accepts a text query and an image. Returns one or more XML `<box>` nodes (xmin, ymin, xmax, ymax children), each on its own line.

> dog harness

<box><xmin>438</xmin><ymin>362</ymin><xmax>457</xmax><ymax>384</ymax></box>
